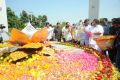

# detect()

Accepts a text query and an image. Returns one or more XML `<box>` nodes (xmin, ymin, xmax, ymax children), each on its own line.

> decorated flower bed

<box><xmin>0</xmin><ymin>28</ymin><xmax>119</xmax><ymax>80</ymax></box>
<box><xmin>59</xmin><ymin>42</ymin><xmax>120</xmax><ymax>80</ymax></box>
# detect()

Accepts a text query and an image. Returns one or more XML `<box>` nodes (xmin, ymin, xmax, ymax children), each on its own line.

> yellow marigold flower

<box><xmin>0</xmin><ymin>43</ymin><xmax>16</xmax><ymax>48</ymax></box>
<box><xmin>18</xmin><ymin>42</ymin><xmax>43</xmax><ymax>49</ymax></box>
<box><xmin>9</xmin><ymin>51</ymin><xmax>28</xmax><ymax>61</ymax></box>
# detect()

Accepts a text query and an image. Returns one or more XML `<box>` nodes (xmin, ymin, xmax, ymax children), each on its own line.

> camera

<box><xmin>0</xmin><ymin>24</ymin><xmax>5</xmax><ymax>29</ymax></box>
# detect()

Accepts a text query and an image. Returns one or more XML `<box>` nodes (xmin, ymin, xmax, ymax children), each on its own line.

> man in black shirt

<box><xmin>114</xmin><ymin>18</ymin><xmax>120</xmax><ymax>72</ymax></box>
<box><xmin>103</xmin><ymin>18</ymin><xmax>111</xmax><ymax>35</ymax></box>
<box><xmin>109</xmin><ymin>18</ymin><xmax>120</xmax><ymax>71</ymax></box>
<box><xmin>54</xmin><ymin>22</ymin><xmax>62</xmax><ymax>42</ymax></box>
<box><xmin>115</xmin><ymin>29</ymin><xmax>120</xmax><ymax>72</ymax></box>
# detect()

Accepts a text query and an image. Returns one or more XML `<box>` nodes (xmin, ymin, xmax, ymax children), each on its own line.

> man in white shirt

<box><xmin>45</xmin><ymin>22</ymin><xmax>54</xmax><ymax>41</ymax></box>
<box><xmin>80</xmin><ymin>19</ymin><xmax>91</xmax><ymax>46</ymax></box>
<box><xmin>89</xmin><ymin>19</ymin><xmax>104</xmax><ymax>51</ymax></box>
<box><xmin>62</xmin><ymin>22</ymin><xmax>72</xmax><ymax>42</ymax></box>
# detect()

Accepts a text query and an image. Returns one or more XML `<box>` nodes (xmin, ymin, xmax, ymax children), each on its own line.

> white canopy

<box><xmin>22</xmin><ymin>22</ymin><xmax>37</xmax><ymax>38</ymax></box>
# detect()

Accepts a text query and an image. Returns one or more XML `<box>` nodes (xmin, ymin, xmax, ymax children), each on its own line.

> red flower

<box><xmin>87</xmin><ymin>32</ymin><xmax>92</xmax><ymax>38</ymax></box>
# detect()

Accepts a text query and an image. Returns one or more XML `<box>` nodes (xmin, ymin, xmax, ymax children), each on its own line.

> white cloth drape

<box><xmin>22</xmin><ymin>22</ymin><xmax>37</xmax><ymax>38</ymax></box>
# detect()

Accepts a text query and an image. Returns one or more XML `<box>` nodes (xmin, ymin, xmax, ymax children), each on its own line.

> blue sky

<box><xmin>6</xmin><ymin>0</ymin><xmax>120</xmax><ymax>24</ymax></box>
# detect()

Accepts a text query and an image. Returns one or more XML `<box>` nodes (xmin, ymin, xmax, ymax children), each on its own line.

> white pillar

<box><xmin>89</xmin><ymin>0</ymin><xmax>100</xmax><ymax>22</ymax></box>
<box><xmin>0</xmin><ymin>0</ymin><xmax>9</xmax><ymax>41</ymax></box>
<box><xmin>0</xmin><ymin>0</ymin><xmax>8</xmax><ymax>32</ymax></box>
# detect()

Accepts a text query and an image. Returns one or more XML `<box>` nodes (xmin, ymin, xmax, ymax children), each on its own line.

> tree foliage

<box><xmin>20</xmin><ymin>10</ymin><xmax>29</xmax><ymax>23</ymax></box>
<box><xmin>7</xmin><ymin>7</ymin><xmax>48</xmax><ymax>30</ymax></box>
<box><xmin>7</xmin><ymin>7</ymin><xmax>25</xmax><ymax>29</ymax></box>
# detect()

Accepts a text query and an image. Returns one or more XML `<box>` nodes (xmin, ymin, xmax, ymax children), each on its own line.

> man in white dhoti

<box><xmin>89</xmin><ymin>19</ymin><xmax>104</xmax><ymax>51</ymax></box>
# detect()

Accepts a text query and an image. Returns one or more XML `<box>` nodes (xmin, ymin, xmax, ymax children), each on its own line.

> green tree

<box><xmin>7</xmin><ymin>7</ymin><xmax>17</xmax><ymax>28</ymax></box>
<box><xmin>7</xmin><ymin>7</ymin><xmax>48</xmax><ymax>29</ymax></box>
<box><xmin>40</xmin><ymin>15</ymin><xmax>47</xmax><ymax>28</ymax></box>
<box><xmin>20</xmin><ymin>10</ymin><xmax>29</xmax><ymax>23</ymax></box>
<box><xmin>7</xmin><ymin>7</ymin><xmax>25</xmax><ymax>29</ymax></box>
<box><xmin>42</xmin><ymin>15</ymin><xmax>47</xmax><ymax>22</ymax></box>
<box><xmin>37</xmin><ymin>15</ymin><xmax>42</xmax><ymax>27</ymax></box>
<box><xmin>31</xmin><ymin>15</ymin><xmax>38</xmax><ymax>27</ymax></box>
<box><xmin>28</xmin><ymin>14</ymin><xmax>48</xmax><ymax>28</ymax></box>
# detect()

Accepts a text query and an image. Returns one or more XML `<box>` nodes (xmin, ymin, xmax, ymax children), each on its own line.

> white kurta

<box><xmin>62</xmin><ymin>27</ymin><xmax>72</xmax><ymax>41</ymax></box>
<box><xmin>80</xmin><ymin>25</ymin><xmax>91</xmax><ymax>45</ymax></box>
<box><xmin>89</xmin><ymin>25</ymin><xmax>104</xmax><ymax>51</ymax></box>
<box><xmin>47</xmin><ymin>27</ymin><xmax>54</xmax><ymax>40</ymax></box>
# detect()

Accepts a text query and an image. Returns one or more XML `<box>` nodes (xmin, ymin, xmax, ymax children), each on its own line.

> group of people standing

<box><xmin>44</xmin><ymin>18</ymin><xmax>120</xmax><ymax>71</ymax></box>
<box><xmin>45</xmin><ymin>19</ymin><xmax>105</xmax><ymax>51</ymax></box>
